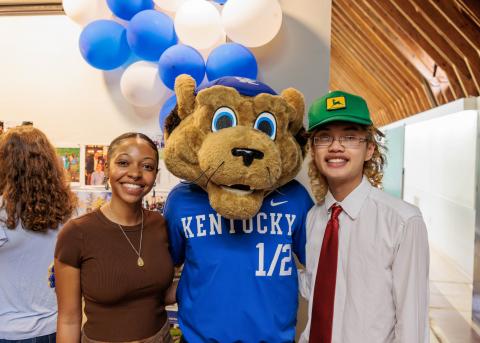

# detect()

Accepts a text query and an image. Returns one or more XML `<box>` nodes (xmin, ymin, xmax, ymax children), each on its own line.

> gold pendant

<box><xmin>137</xmin><ymin>257</ymin><xmax>144</xmax><ymax>267</ymax></box>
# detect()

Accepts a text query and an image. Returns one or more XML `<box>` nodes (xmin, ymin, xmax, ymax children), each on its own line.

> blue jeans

<box><xmin>0</xmin><ymin>333</ymin><xmax>56</xmax><ymax>343</ymax></box>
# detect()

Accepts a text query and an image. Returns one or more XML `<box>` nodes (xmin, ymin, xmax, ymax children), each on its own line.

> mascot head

<box><xmin>163</xmin><ymin>75</ymin><xmax>307</xmax><ymax>219</ymax></box>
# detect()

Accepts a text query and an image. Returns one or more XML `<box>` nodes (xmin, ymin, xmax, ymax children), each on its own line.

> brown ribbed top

<box><xmin>55</xmin><ymin>209</ymin><xmax>174</xmax><ymax>341</ymax></box>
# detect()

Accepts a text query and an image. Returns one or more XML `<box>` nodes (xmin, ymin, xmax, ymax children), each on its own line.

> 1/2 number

<box><xmin>255</xmin><ymin>243</ymin><xmax>292</xmax><ymax>277</ymax></box>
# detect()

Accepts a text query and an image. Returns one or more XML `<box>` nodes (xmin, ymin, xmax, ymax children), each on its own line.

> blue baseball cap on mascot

<box><xmin>196</xmin><ymin>76</ymin><xmax>278</xmax><ymax>96</ymax></box>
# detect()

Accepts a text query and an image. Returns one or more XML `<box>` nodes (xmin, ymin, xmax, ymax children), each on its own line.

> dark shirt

<box><xmin>55</xmin><ymin>209</ymin><xmax>174</xmax><ymax>341</ymax></box>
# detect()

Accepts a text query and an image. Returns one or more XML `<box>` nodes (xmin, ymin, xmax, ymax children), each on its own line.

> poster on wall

<box><xmin>56</xmin><ymin>147</ymin><xmax>81</xmax><ymax>184</ymax></box>
<box><xmin>84</xmin><ymin>145</ymin><xmax>108</xmax><ymax>186</ymax></box>
<box><xmin>73</xmin><ymin>189</ymin><xmax>111</xmax><ymax>217</ymax></box>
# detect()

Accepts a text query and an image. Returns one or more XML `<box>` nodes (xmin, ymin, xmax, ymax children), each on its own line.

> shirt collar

<box><xmin>324</xmin><ymin>176</ymin><xmax>372</xmax><ymax>219</ymax></box>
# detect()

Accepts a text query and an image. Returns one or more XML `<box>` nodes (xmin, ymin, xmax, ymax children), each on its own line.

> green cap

<box><xmin>307</xmin><ymin>90</ymin><xmax>372</xmax><ymax>132</ymax></box>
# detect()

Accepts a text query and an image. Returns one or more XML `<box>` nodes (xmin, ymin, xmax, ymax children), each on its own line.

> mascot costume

<box><xmin>163</xmin><ymin>75</ymin><xmax>313</xmax><ymax>342</ymax></box>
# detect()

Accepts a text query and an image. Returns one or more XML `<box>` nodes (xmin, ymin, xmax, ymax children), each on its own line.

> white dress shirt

<box><xmin>299</xmin><ymin>177</ymin><xmax>429</xmax><ymax>343</ymax></box>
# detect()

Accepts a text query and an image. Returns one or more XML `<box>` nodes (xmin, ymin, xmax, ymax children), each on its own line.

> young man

<box><xmin>299</xmin><ymin>91</ymin><xmax>429</xmax><ymax>343</ymax></box>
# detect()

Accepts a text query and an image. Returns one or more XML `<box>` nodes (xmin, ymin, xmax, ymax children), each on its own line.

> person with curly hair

<box><xmin>0</xmin><ymin>126</ymin><xmax>77</xmax><ymax>342</ymax></box>
<box><xmin>54</xmin><ymin>133</ymin><xmax>174</xmax><ymax>343</ymax></box>
<box><xmin>298</xmin><ymin>91</ymin><xmax>429</xmax><ymax>343</ymax></box>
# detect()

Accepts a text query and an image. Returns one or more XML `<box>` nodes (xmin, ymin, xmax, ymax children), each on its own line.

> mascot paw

<box><xmin>48</xmin><ymin>262</ymin><xmax>55</xmax><ymax>289</ymax></box>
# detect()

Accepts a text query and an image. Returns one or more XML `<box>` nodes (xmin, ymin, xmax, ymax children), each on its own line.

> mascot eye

<box><xmin>254</xmin><ymin>112</ymin><xmax>277</xmax><ymax>140</ymax></box>
<box><xmin>212</xmin><ymin>107</ymin><xmax>237</xmax><ymax>132</ymax></box>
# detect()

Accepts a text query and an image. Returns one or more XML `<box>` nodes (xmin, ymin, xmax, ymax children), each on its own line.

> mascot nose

<box><xmin>231</xmin><ymin>148</ymin><xmax>264</xmax><ymax>167</ymax></box>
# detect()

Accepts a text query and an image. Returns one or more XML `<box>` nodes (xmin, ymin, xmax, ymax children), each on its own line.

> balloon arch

<box><xmin>63</xmin><ymin>0</ymin><xmax>283</xmax><ymax>130</ymax></box>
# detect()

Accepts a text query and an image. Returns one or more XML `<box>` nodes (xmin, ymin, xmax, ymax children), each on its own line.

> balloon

<box><xmin>110</xmin><ymin>14</ymin><xmax>129</xmax><ymax>27</ymax></box>
<box><xmin>212</xmin><ymin>0</ymin><xmax>228</xmax><ymax>4</ymax></box>
<box><xmin>63</xmin><ymin>0</ymin><xmax>111</xmax><ymax>26</ymax></box>
<box><xmin>79</xmin><ymin>20</ymin><xmax>131</xmax><ymax>70</ymax></box>
<box><xmin>159</xmin><ymin>95</ymin><xmax>177</xmax><ymax>131</ymax></box>
<box><xmin>222</xmin><ymin>0</ymin><xmax>282</xmax><ymax>47</ymax></box>
<box><xmin>127</xmin><ymin>10</ymin><xmax>177</xmax><ymax>62</ymax></box>
<box><xmin>174</xmin><ymin>0</ymin><xmax>224</xmax><ymax>50</ymax></box>
<box><xmin>158</xmin><ymin>44</ymin><xmax>205</xmax><ymax>90</ymax></box>
<box><xmin>206</xmin><ymin>43</ymin><xmax>257</xmax><ymax>80</ymax></box>
<box><xmin>106</xmin><ymin>0</ymin><xmax>154</xmax><ymax>20</ymax></box>
<box><xmin>120</xmin><ymin>61</ymin><xmax>169</xmax><ymax>107</ymax></box>
<box><xmin>154</xmin><ymin>0</ymin><xmax>187</xmax><ymax>13</ymax></box>
<box><xmin>197</xmin><ymin>30</ymin><xmax>226</xmax><ymax>60</ymax></box>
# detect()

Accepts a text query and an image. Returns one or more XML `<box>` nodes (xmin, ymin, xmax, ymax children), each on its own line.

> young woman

<box><xmin>0</xmin><ymin>126</ymin><xmax>77</xmax><ymax>342</ymax></box>
<box><xmin>55</xmin><ymin>133</ymin><xmax>174</xmax><ymax>343</ymax></box>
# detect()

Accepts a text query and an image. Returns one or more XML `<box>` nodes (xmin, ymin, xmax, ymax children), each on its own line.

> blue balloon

<box><xmin>127</xmin><ymin>10</ymin><xmax>177</xmax><ymax>62</ymax></box>
<box><xmin>79</xmin><ymin>20</ymin><xmax>131</xmax><ymax>70</ymax></box>
<box><xmin>213</xmin><ymin>0</ymin><xmax>228</xmax><ymax>4</ymax></box>
<box><xmin>159</xmin><ymin>44</ymin><xmax>206</xmax><ymax>90</ymax></box>
<box><xmin>159</xmin><ymin>95</ymin><xmax>177</xmax><ymax>132</ymax></box>
<box><xmin>206</xmin><ymin>43</ymin><xmax>258</xmax><ymax>81</ymax></box>
<box><xmin>106</xmin><ymin>0</ymin><xmax>154</xmax><ymax>20</ymax></box>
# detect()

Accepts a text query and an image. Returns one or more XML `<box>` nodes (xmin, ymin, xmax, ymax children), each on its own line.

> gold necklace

<box><xmin>114</xmin><ymin>209</ymin><xmax>145</xmax><ymax>267</ymax></box>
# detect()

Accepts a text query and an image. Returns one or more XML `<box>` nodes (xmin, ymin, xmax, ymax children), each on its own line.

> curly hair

<box><xmin>0</xmin><ymin>126</ymin><xmax>77</xmax><ymax>231</ymax></box>
<box><xmin>308</xmin><ymin>125</ymin><xmax>386</xmax><ymax>204</ymax></box>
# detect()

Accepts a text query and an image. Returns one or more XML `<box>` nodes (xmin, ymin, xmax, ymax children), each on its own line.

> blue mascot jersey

<box><xmin>164</xmin><ymin>180</ymin><xmax>313</xmax><ymax>343</ymax></box>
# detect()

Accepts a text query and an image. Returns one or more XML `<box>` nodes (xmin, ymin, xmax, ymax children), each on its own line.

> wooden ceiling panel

<box><xmin>394</xmin><ymin>0</ymin><xmax>479</xmax><ymax>93</ymax></box>
<box><xmin>456</xmin><ymin>0</ymin><xmax>480</xmax><ymax>27</ymax></box>
<box><xmin>331</xmin><ymin>0</ymin><xmax>480</xmax><ymax>124</ymax></box>
<box><xmin>359</xmin><ymin>0</ymin><xmax>449</xmax><ymax>105</ymax></box>
<box><xmin>430</xmin><ymin>0</ymin><xmax>480</xmax><ymax>54</ymax></box>
<box><xmin>372</xmin><ymin>0</ymin><xmax>468</xmax><ymax>97</ymax></box>
<box><xmin>334</xmin><ymin>1</ymin><xmax>417</xmax><ymax>95</ymax></box>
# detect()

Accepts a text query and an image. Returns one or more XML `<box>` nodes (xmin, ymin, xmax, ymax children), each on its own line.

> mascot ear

<box><xmin>174</xmin><ymin>74</ymin><xmax>197</xmax><ymax>120</ymax></box>
<box><xmin>281</xmin><ymin>88</ymin><xmax>305</xmax><ymax>135</ymax></box>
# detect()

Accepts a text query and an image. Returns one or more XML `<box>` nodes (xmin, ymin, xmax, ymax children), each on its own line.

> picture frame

<box><xmin>84</xmin><ymin>144</ymin><xmax>108</xmax><ymax>187</ymax></box>
<box><xmin>0</xmin><ymin>1</ymin><xmax>63</xmax><ymax>16</ymax></box>
<box><xmin>56</xmin><ymin>146</ymin><xmax>81</xmax><ymax>186</ymax></box>
<box><xmin>73</xmin><ymin>188</ymin><xmax>112</xmax><ymax>217</ymax></box>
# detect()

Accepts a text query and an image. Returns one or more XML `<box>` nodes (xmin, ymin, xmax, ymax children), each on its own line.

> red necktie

<box><xmin>309</xmin><ymin>204</ymin><xmax>342</xmax><ymax>343</ymax></box>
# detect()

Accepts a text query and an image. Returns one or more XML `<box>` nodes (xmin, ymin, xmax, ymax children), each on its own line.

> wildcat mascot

<box><xmin>163</xmin><ymin>75</ymin><xmax>313</xmax><ymax>342</ymax></box>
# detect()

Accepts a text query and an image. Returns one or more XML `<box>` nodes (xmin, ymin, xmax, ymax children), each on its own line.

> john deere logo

<box><xmin>326</xmin><ymin>96</ymin><xmax>346</xmax><ymax>110</ymax></box>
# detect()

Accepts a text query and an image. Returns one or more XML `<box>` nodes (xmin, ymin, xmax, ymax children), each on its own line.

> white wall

<box><xmin>403</xmin><ymin>109</ymin><xmax>478</xmax><ymax>276</ymax></box>
<box><xmin>1</xmin><ymin>15</ymin><xmax>161</xmax><ymax>145</ymax></box>
<box><xmin>0</xmin><ymin>0</ymin><xmax>331</xmax><ymax>147</ymax></box>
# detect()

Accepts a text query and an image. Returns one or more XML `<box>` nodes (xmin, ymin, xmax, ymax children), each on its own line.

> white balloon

<box><xmin>198</xmin><ymin>30</ymin><xmax>226</xmax><ymax>61</ymax></box>
<box><xmin>63</xmin><ymin>0</ymin><xmax>111</xmax><ymax>26</ymax></box>
<box><xmin>222</xmin><ymin>0</ymin><xmax>282</xmax><ymax>47</ymax></box>
<box><xmin>154</xmin><ymin>0</ymin><xmax>187</xmax><ymax>13</ymax></box>
<box><xmin>175</xmin><ymin>0</ymin><xmax>224</xmax><ymax>50</ymax></box>
<box><xmin>120</xmin><ymin>62</ymin><xmax>168</xmax><ymax>107</ymax></box>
